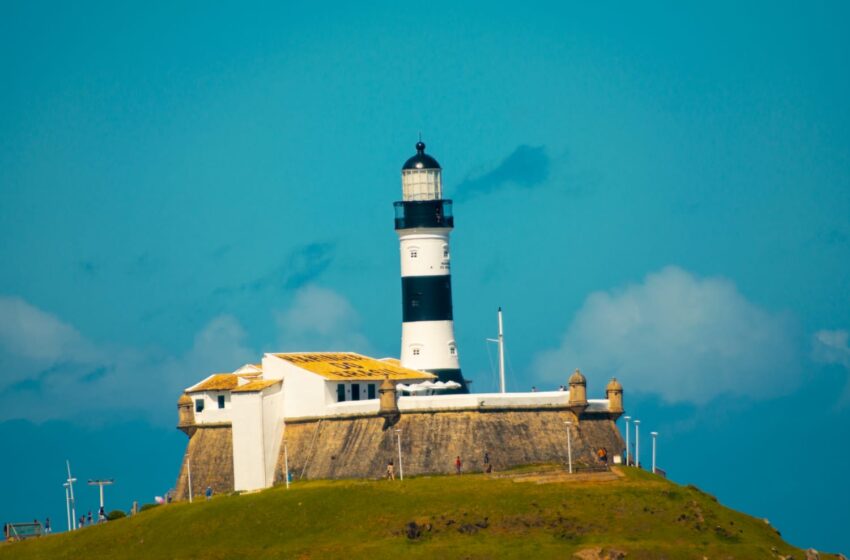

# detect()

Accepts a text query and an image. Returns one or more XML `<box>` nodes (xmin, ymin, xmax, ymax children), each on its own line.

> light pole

<box><xmin>65</xmin><ymin>460</ymin><xmax>77</xmax><ymax>530</ymax></box>
<box><xmin>564</xmin><ymin>421</ymin><xmax>573</xmax><ymax>474</ymax></box>
<box><xmin>187</xmin><ymin>459</ymin><xmax>193</xmax><ymax>502</ymax></box>
<box><xmin>634</xmin><ymin>420</ymin><xmax>641</xmax><ymax>469</ymax></box>
<box><xmin>88</xmin><ymin>479</ymin><xmax>114</xmax><ymax>513</ymax></box>
<box><xmin>395</xmin><ymin>429</ymin><xmax>404</xmax><ymax>480</ymax></box>
<box><xmin>651</xmin><ymin>431</ymin><xmax>658</xmax><ymax>474</ymax></box>
<box><xmin>624</xmin><ymin>416</ymin><xmax>632</xmax><ymax>466</ymax></box>
<box><xmin>63</xmin><ymin>483</ymin><xmax>71</xmax><ymax>532</ymax></box>
<box><xmin>283</xmin><ymin>439</ymin><xmax>291</xmax><ymax>489</ymax></box>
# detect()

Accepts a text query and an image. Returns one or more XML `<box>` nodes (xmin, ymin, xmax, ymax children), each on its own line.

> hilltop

<box><xmin>0</xmin><ymin>467</ymin><xmax>838</xmax><ymax>560</ymax></box>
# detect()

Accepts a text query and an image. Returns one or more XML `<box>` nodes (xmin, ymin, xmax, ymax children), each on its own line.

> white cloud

<box><xmin>812</xmin><ymin>329</ymin><xmax>850</xmax><ymax>405</ymax></box>
<box><xmin>533</xmin><ymin>266</ymin><xmax>800</xmax><ymax>404</ymax></box>
<box><xmin>0</xmin><ymin>295</ymin><xmax>255</xmax><ymax>424</ymax></box>
<box><xmin>274</xmin><ymin>285</ymin><xmax>371</xmax><ymax>354</ymax></box>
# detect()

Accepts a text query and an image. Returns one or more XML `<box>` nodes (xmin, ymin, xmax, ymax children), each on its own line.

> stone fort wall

<box><xmin>173</xmin><ymin>408</ymin><xmax>623</xmax><ymax>497</ymax></box>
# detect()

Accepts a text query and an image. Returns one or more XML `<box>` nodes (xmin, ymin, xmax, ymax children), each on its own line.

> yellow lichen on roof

<box><xmin>274</xmin><ymin>352</ymin><xmax>436</xmax><ymax>381</ymax></box>
<box><xmin>232</xmin><ymin>379</ymin><xmax>281</xmax><ymax>393</ymax></box>
<box><xmin>186</xmin><ymin>374</ymin><xmax>239</xmax><ymax>393</ymax></box>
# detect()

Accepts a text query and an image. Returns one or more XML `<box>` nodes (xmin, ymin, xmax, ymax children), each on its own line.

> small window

<box><xmin>410</xmin><ymin>249</ymin><xmax>418</xmax><ymax>258</ymax></box>
<box><xmin>411</xmin><ymin>298</ymin><xmax>419</xmax><ymax>308</ymax></box>
<box><xmin>412</xmin><ymin>348</ymin><xmax>421</xmax><ymax>356</ymax></box>
<box><xmin>367</xmin><ymin>384</ymin><xmax>376</xmax><ymax>399</ymax></box>
<box><xmin>195</xmin><ymin>399</ymin><xmax>204</xmax><ymax>413</ymax></box>
<box><xmin>217</xmin><ymin>395</ymin><xmax>225</xmax><ymax>409</ymax></box>
<box><xmin>337</xmin><ymin>383</ymin><xmax>346</xmax><ymax>402</ymax></box>
<box><xmin>351</xmin><ymin>384</ymin><xmax>361</xmax><ymax>401</ymax></box>
<box><xmin>449</xmin><ymin>345</ymin><xmax>456</xmax><ymax>356</ymax></box>
<box><xmin>442</xmin><ymin>244</ymin><xmax>449</xmax><ymax>258</ymax></box>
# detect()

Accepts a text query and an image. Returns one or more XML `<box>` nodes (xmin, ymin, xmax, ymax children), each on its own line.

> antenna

<box><xmin>497</xmin><ymin>307</ymin><xmax>505</xmax><ymax>393</ymax></box>
<box><xmin>486</xmin><ymin>307</ymin><xmax>507</xmax><ymax>393</ymax></box>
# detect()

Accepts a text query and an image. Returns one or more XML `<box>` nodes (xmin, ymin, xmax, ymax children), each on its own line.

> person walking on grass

<box><xmin>386</xmin><ymin>459</ymin><xmax>395</xmax><ymax>480</ymax></box>
<box><xmin>455</xmin><ymin>455</ymin><xmax>462</xmax><ymax>475</ymax></box>
<box><xmin>205</xmin><ymin>486</ymin><xmax>213</xmax><ymax>501</ymax></box>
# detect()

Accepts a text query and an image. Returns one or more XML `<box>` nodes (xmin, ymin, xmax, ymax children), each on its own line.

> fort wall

<box><xmin>274</xmin><ymin>408</ymin><xmax>623</xmax><ymax>482</ymax></box>
<box><xmin>173</xmin><ymin>424</ymin><xmax>234</xmax><ymax>501</ymax></box>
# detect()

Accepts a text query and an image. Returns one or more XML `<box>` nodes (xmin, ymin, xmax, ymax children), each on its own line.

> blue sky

<box><xmin>2</xmin><ymin>0</ymin><xmax>849</xmax><ymax>552</ymax></box>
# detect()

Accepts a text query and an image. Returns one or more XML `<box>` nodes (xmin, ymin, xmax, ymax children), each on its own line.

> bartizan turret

<box><xmin>177</xmin><ymin>393</ymin><xmax>196</xmax><ymax>437</ymax></box>
<box><xmin>378</xmin><ymin>375</ymin><xmax>400</xmax><ymax>429</ymax></box>
<box><xmin>568</xmin><ymin>368</ymin><xmax>588</xmax><ymax>419</ymax></box>
<box><xmin>606</xmin><ymin>378</ymin><xmax>624</xmax><ymax>420</ymax></box>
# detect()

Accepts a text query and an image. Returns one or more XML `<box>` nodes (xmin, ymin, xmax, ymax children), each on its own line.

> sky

<box><xmin>1</xmin><ymin>0</ymin><xmax>849</xmax><ymax>552</ymax></box>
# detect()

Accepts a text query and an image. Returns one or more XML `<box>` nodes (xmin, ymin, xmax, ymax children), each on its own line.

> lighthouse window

<box><xmin>195</xmin><ymin>399</ymin><xmax>204</xmax><ymax>413</ymax></box>
<box><xmin>442</xmin><ymin>245</ymin><xmax>449</xmax><ymax>258</ymax></box>
<box><xmin>410</xmin><ymin>248</ymin><xmax>418</xmax><ymax>258</ymax></box>
<box><xmin>449</xmin><ymin>345</ymin><xmax>456</xmax><ymax>356</ymax></box>
<box><xmin>412</xmin><ymin>347</ymin><xmax>421</xmax><ymax>356</ymax></box>
<box><xmin>217</xmin><ymin>395</ymin><xmax>225</xmax><ymax>409</ymax></box>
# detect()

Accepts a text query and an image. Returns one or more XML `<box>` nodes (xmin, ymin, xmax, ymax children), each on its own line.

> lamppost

<box><xmin>634</xmin><ymin>420</ymin><xmax>641</xmax><ymax>469</ymax></box>
<box><xmin>283</xmin><ymin>439</ymin><xmax>291</xmax><ymax>489</ymax></box>
<box><xmin>624</xmin><ymin>416</ymin><xmax>632</xmax><ymax>466</ymax></box>
<box><xmin>651</xmin><ymin>431</ymin><xmax>658</xmax><ymax>474</ymax></box>
<box><xmin>564</xmin><ymin>421</ymin><xmax>573</xmax><ymax>474</ymax></box>
<box><xmin>65</xmin><ymin>460</ymin><xmax>77</xmax><ymax>530</ymax></box>
<box><xmin>63</xmin><ymin>482</ymin><xmax>71</xmax><ymax>532</ymax></box>
<box><xmin>87</xmin><ymin>479</ymin><xmax>114</xmax><ymax>516</ymax></box>
<box><xmin>395</xmin><ymin>429</ymin><xmax>404</xmax><ymax>481</ymax></box>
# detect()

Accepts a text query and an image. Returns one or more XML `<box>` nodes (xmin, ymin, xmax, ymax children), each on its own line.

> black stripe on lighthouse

<box><xmin>401</xmin><ymin>276</ymin><xmax>454</xmax><ymax>322</ymax></box>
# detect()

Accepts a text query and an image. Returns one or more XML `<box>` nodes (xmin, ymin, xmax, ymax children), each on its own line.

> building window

<box><xmin>337</xmin><ymin>384</ymin><xmax>346</xmax><ymax>402</ymax></box>
<box><xmin>217</xmin><ymin>395</ymin><xmax>225</xmax><ymax>409</ymax></box>
<box><xmin>367</xmin><ymin>384</ymin><xmax>376</xmax><ymax>399</ymax></box>
<box><xmin>351</xmin><ymin>384</ymin><xmax>361</xmax><ymax>401</ymax></box>
<box><xmin>195</xmin><ymin>399</ymin><xmax>204</xmax><ymax>413</ymax></box>
<box><xmin>412</xmin><ymin>347</ymin><xmax>421</xmax><ymax>356</ymax></box>
<box><xmin>410</xmin><ymin>248</ymin><xmax>418</xmax><ymax>258</ymax></box>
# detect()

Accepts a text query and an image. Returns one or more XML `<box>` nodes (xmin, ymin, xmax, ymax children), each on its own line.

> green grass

<box><xmin>0</xmin><ymin>468</ymin><xmax>835</xmax><ymax>559</ymax></box>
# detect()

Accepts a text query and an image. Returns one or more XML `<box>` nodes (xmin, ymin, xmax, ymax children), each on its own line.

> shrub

<box><xmin>107</xmin><ymin>510</ymin><xmax>126</xmax><ymax>521</ymax></box>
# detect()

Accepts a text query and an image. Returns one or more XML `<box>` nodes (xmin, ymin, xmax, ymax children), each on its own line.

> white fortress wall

<box><xmin>261</xmin><ymin>384</ymin><xmax>285</xmax><ymax>486</ymax></box>
<box><xmin>231</xmin><ymin>391</ymin><xmax>265</xmax><ymax>491</ymax></box>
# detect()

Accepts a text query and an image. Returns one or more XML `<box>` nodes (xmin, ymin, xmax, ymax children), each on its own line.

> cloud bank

<box><xmin>0</xmin><ymin>286</ymin><xmax>368</xmax><ymax>424</ymax></box>
<box><xmin>456</xmin><ymin>145</ymin><xmax>550</xmax><ymax>200</ymax></box>
<box><xmin>533</xmin><ymin>266</ymin><xmax>800</xmax><ymax>404</ymax></box>
<box><xmin>812</xmin><ymin>329</ymin><xmax>850</xmax><ymax>405</ymax></box>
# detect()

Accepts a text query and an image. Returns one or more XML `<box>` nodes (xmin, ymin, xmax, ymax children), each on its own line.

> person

<box><xmin>455</xmin><ymin>456</ymin><xmax>462</xmax><ymax>475</ymax></box>
<box><xmin>87</xmin><ymin>511</ymin><xmax>92</xmax><ymax>525</ymax></box>
<box><xmin>205</xmin><ymin>486</ymin><xmax>213</xmax><ymax>501</ymax></box>
<box><xmin>597</xmin><ymin>447</ymin><xmax>608</xmax><ymax>465</ymax></box>
<box><xmin>79</xmin><ymin>515</ymin><xmax>85</xmax><ymax>528</ymax></box>
<box><xmin>531</xmin><ymin>386</ymin><xmax>538</xmax><ymax>392</ymax></box>
<box><xmin>484</xmin><ymin>451</ymin><xmax>492</xmax><ymax>474</ymax></box>
<box><xmin>98</xmin><ymin>507</ymin><xmax>106</xmax><ymax>523</ymax></box>
<box><xmin>386</xmin><ymin>459</ymin><xmax>395</xmax><ymax>480</ymax></box>
<box><xmin>44</xmin><ymin>517</ymin><xmax>51</xmax><ymax>534</ymax></box>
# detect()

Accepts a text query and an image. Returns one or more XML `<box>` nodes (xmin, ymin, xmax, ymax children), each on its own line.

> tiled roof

<box><xmin>186</xmin><ymin>374</ymin><xmax>239</xmax><ymax>393</ymax></box>
<box><xmin>272</xmin><ymin>352</ymin><xmax>436</xmax><ymax>381</ymax></box>
<box><xmin>232</xmin><ymin>379</ymin><xmax>281</xmax><ymax>393</ymax></box>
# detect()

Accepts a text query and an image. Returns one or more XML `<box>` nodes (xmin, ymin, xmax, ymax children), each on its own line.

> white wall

<box><xmin>263</xmin><ymin>354</ymin><xmax>328</xmax><ymax>418</ymax></box>
<box><xmin>190</xmin><ymin>391</ymin><xmax>232</xmax><ymax>425</ymax></box>
<box><xmin>231</xmin><ymin>392</ymin><xmax>265</xmax><ymax>491</ymax></box>
<box><xmin>261</xmin><ymin>385</ymin><xmax>284</xmax><ymax>486</ymax></box>
<box><xmin>400</xmin><ymin>320</ymin><xmax>459</xmax><ymax>370</ymax></box>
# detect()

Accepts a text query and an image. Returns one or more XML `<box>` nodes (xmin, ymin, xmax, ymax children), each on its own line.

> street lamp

<box><xmin>395</xmin><ymin>429</ymin><xmax>404</xmax><ymax>481</ymax></box>
<box><xmin>651</xmin><ymin>432</ymin><xmax>658</xmax><ymax>474</ymax></box>
<box><xmin>564</xmin><ymin>421</ymin><xmax>573</xmax><ymax>474</ymax></box>
<box><xmin>65</xmin><ymin>460</ymin><xmax>77</xmax><ymax>530</ymax></box>
<box><xmin>634</xmin><ymin>420</ymin><xmax>641</xmax><ymax>469</ymax></box>
<box><xmin>624</xmin><ymin>416</ymin><xmax>632</xmax><ymax>466</ymax></box>
<box><xmin>63</xmin><ymin>483</ymin><xmax>71</xmax><ymax>532</ymax></box>
<box><xmin>88</xmin><ymin>479</ymin><xmax>114</xmax><ymax>515</ymax></box>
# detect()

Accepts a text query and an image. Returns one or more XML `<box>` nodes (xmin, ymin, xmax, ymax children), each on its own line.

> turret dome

<box><xmin>177</xmin><ymin>392</ymin><xmax>192</xmax><ymax>406</ymax></box>
<box><xmin>606</xmin><ymin>378</ymin><xmax>623</xmax><ymax>392</ymax></box>
<box><xmin>402</xmin><ymin>141</ymin><xmax>441</xmax><ymax>170</ymax></box>
<box><xmin>569</xmin><ymin>369</ymin><xmax>586</xmax><ymax>385</ymax></box>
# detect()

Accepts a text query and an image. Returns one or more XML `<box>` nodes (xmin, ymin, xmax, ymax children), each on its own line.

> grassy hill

<box><xmin>0</xmin><ymin>467</ymin><xmax>837</xmax><ymax>559</ymax></box>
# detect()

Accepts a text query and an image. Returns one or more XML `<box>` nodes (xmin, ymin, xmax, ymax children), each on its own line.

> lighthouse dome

<box><xmin>402</xmin><ymin>141</ymin><xmax>442</xmax><ymax>170</ymax></box>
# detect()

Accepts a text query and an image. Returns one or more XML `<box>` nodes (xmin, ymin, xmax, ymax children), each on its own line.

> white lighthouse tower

<box><xmin>394</xmin><ymin>141</ymin><xmax>468</xmax><ymax>393</ymax></box>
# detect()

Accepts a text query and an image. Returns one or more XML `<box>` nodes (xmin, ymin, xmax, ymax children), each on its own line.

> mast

<box><xmin>498</xmin><ymin>307</ymin><xmax>506</xmax><ymax>393</ymax></box>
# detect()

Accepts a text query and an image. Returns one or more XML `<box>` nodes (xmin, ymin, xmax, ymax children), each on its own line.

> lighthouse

<box><xmin>394</xmin><ymin>141</ymin><xmax>469</xmax><ymax>393</ymax></box>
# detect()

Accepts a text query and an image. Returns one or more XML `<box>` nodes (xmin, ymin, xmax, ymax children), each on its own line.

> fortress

<box><xmin>173</xmin><ymin>142</ymin><xmax>626</xmax><ymax>499</ymax></box>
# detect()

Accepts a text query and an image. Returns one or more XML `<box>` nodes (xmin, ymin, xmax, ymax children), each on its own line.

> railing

<box><xmin>394</xmin><ymin>200</ymin><xmax>454</xmax><ymax>229</ymax></box>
